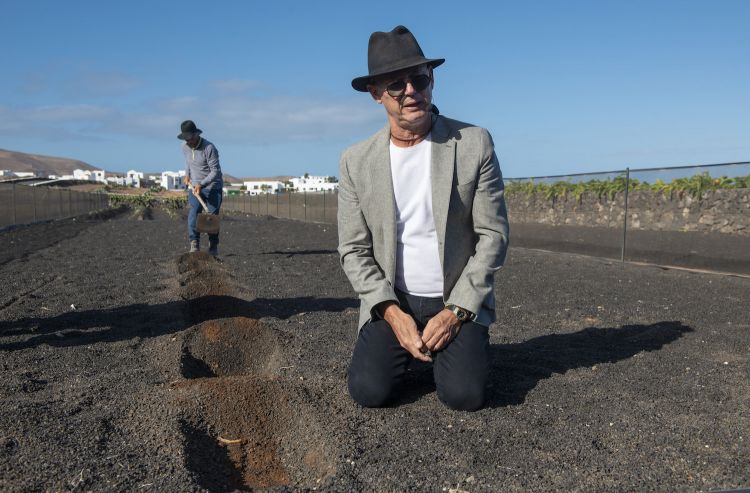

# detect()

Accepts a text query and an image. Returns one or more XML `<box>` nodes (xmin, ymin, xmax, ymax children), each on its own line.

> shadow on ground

<box><xmin>0</xmin><ymin>295</ymin><xmax>357</xmax><ymax>351</ymax></box>
<box><xmin>390</xmin><ymin>321</ymin><xmax>692</xmax><ymax>408</ymax></box>
<box><xmin>260</xmin><ymin>249</ymin><xmax>338</xmax><ymax>258</ymax></box>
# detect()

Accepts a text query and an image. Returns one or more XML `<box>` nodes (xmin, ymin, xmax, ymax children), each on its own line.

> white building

<box><xmin>243</xmin><ymin>180</ymin><xmax>285</xmax><ymax>195</ymax></box>
<box><xmin>125</xmin><ymin>170</ymin><xmax>144</xmax><ymax>187</ymax></box>
<box><xmin>72</xmin><ymin>169</ymin><xmax>106</xmax><ymax>183</ymax></box>
<box><xmin>73</xmin><ymin>169</ymin><xmax>92</xmax><ymax>180</ymax></box>
<box><xmin>0</xmin><ymin>170</ymin><xmax>36</xmax><ymax>178</ymax></box>
<box><xmin>106</xmin><ymin>176</ymin><xmax>127</xmax><ymax>186</ymax></box>
<box><xmin>290</xmin><ymin>175</ymin><xmax>338</xmax><ymax>192</ymax></box>
<box><xmin>161</xmin><ymin>170</ymin><xmax>187</xmax><ymax>191</ymax></box>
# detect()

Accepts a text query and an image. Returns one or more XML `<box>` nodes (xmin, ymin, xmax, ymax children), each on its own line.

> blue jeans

<box><xmin>187</xmin><ymin>187</ymin><xmax>222</xmax><ymax>243</ymax></box>
<box><xmin>347</xmin><ymin>290</ymin><xmax>490</xmax><ymax>411</ymax></box>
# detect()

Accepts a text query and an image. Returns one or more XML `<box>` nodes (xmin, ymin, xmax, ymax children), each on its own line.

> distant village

<box><xmin>0</xmin><ymin>168</ymin><xmax>339</xmax><ymax>195</ymax></box>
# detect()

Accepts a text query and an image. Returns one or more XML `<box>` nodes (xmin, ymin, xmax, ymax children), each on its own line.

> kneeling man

<box><xmin>338</xmin><ymin>26</ymin><xmax>510</xmax><ymax>411</ymax></box>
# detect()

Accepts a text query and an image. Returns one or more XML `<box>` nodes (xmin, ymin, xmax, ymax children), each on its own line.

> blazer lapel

<box><xmin>368</xmin><ymin>125</ymin><xmax>398</xmax><ymax>283</ymax></box>
<box><xmin>430</xmin><ymin>115</ymin><xmax>455</xmax><ymax>263</ymax></box>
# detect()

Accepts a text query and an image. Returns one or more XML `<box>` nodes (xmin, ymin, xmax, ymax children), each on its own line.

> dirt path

<box><xmin>1</xmin><ymin>210</ymin><xmax>748</xmax><ymax>491</ymax></box>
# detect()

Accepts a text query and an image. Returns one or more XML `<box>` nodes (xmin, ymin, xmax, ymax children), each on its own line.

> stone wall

<box><xmin>505</xmin><ymin>188</ymin><xmax>750</xmax><ymax>236</ymax></box>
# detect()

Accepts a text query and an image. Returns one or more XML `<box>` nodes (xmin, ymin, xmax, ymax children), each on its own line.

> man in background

<box><xmin>178</xmin><ymin>120</ymin><xmax>223</xmax><ymax>255</ymax></box>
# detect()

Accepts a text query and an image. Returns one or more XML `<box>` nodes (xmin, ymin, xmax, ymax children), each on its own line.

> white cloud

<box><xmin>0</xmin><ymin>103</ymin><xmax>115</xmax><ymax>140</ymax></box>
<box><xmin>209</xmin><ymin>79</ymin><xmax>263</xmax><ymax>93</ymax></box>
<box><xmin>154</xmin><ymin>97</ymin><xmax>200</xmax><ymax>112</ymax></box>
<box><xmin>0</xmin><ymin>85</ymin><xmax>384</xmax><ymax>145</ymax></box>
<box><xmin>25</xmin><ymin>104</ymin><xmax>114</xmax><ymax>122</ymax></box>
<box><xmin>207</xmin><ymin>95</ymin><xmax>382</xmax><ymax>141</ymax></box>
<box><xmin>64</xmin><ymin>71</ymin><xmax>143</xmax><ymax>97</ymax></box>
<box><xmin>100</xmin><ymin>93</ymin><xmax>382</xmax><ymax>143</ymax></box>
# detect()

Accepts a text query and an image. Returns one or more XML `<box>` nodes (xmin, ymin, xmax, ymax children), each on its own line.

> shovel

<box><xmin>190</xmin><ymin>188</ymin><xmax>221</xmax><ymax>234</ymax></box>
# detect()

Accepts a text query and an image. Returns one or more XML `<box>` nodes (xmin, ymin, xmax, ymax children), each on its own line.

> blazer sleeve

<box><xmin>446</xmin><ymin>129</ymin><xmax>510</xmax><ymax>316</ymax></box>
<box><xmin>337</xmin><ymin>151</ymin><xmax>398</xmax><ymax>316</ymax></box>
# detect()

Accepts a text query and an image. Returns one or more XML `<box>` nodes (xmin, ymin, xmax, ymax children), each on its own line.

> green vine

<box><xmin>505</xmin><ymin>172</ymin><xmax>750</xmax><ymax>201</ymax></box>
<box><xmin>107</xmin><ymin>191</ymin><xmax>187</xmax><ymax>210</ymax></box>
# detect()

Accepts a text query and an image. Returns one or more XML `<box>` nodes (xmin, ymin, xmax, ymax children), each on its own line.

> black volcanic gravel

<box><xmin>0</xmin><ymin>209</ymin><xmax>748</xmax><ymax>492</ymax></box>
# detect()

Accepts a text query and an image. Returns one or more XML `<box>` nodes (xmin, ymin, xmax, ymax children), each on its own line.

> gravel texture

<box><xmin>0</xmin><ymin>208</ymin><xmax>748</xmax><ymax>492</ymax></box>
<box><xmin>511</xmin><ymin>223</ymin><xmax>750</xmax><ymax>275</ymax></box>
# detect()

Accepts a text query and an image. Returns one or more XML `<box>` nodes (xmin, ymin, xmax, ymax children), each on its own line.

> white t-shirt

<box><xmin>390</xmin><ymin>134</ymin><xmax>444</xmax><ymax>297</ymax></box>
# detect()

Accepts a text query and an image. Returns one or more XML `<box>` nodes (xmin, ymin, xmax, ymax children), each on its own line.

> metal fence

<box><xmin>0</xmin><ymin>183</ymin><xmax>109</xmax><ymax>229</ymax></box>
<box><xmin>222</xmin><ymin>190</ymin><xmax>338</xmax><ymax>224</ymax></box>
<box><xmin>504</xmin><ymin>161</ymin><xmax>750</xmax><ymax>275</ymax></box>
<box><xmin>218</xmin><ymin>162</ymin><xmax>750</xmax><ymax>274</ymax></box>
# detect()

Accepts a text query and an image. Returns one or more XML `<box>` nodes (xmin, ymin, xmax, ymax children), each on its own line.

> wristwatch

<box><xmin>445</xmin><ymin>304</ymin><xmax>472</xmax><ymax>322</ymax></box>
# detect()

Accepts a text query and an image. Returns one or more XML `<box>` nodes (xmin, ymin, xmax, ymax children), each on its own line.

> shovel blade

<box><xmin>196</xmin><ymin>214</ymin><xmax>221</xmax><ymax>234</ymax></box>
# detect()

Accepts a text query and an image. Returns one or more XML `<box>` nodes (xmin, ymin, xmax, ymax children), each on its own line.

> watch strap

<box><xmin>446</xmin><ymin>304</ymin><xmax>472</xmax><ymax>322</ymax></box>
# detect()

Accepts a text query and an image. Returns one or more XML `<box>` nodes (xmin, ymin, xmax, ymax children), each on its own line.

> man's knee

<box><xmin>437</xmin><ymin>380</ymin><xmax>486</xmax><ymax>411</ymax></box>
<box><xmin>347</xmin><ymin>368</ymin><xmax>393</xmax><ymax>408</ymax></box>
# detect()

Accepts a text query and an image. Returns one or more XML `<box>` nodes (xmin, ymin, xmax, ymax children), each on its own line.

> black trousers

<box><xmin>347</xmin><ymin>290</ymin><xmax>489</xmax><ymax>411</ymax></box>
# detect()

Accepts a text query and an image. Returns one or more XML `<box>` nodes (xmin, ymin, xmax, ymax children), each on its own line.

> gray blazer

<box><xmin>338</xmin><ymin>114</ymin><xmax>510</xmax><ymax>330</ymax></box>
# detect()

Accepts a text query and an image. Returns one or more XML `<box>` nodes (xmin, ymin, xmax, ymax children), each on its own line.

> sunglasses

<box><xmin>384</xmin><ymin>73</ymin><xmax>432</xmax><ymax>98</ymax></box>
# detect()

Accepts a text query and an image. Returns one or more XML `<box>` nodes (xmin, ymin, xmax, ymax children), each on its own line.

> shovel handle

<box><xmin>190</xmin><ymin>187</ymin><xmax>210</xmax><ymax>211</ymax></box>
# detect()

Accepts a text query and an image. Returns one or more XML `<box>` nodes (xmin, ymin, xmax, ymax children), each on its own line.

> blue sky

<box><xmin>2</xmin><ymin>0</ymin><xmax>748</xmax><ymax>179</ymax></box>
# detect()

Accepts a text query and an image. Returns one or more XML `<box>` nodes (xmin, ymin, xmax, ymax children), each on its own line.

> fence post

<box><xmin>276</xmin><ymin>192</ymin><xmax>279</xmax><ymax>217</ymax></box>
<box><xmin>12</xmin><ymin>184</ymin><xmax>17</xmax><ymax>225</ymax></box>
<box><xmin>323</xmin><ymin>190</ymin><xmax>326</xmax><ymax>222</ymax></box>
<box><xmin>289</xmin><ymin>192</ymin><xmax>291</xmax><ymax>219</ymax></box>
<box><xmin>621</xmin><ymin>167</ymin><xmax>630</xmax><ymax>264</ymax></box>
<box><xmin>32</xmin><ymin>186</ymin><xmax>38</xmax><ymax>221</ymax></box>
<box><xmin>304</xmin><ymin>191</ymin><xmax>307</xmax><ymax>221</ymax></box>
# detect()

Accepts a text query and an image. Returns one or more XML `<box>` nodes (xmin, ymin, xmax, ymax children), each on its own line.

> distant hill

<box><xmin>0</xmin><ymin>148</ymin><xmax>99</xmax><ymax>177</ymax></box>
<box><xmin>223</xmin><ymin>174</ymin><xmax>242</xmax><ymax>183</ymax></box>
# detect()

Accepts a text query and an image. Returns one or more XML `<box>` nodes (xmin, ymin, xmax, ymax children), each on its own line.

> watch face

<box><xmin>455</xmin><ymin>307</ymin><xmax>468</xmax><ymax>321</ymax></box>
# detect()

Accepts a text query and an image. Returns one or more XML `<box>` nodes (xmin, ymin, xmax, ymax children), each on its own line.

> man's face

<box><xmin>185</xmin><ymin>134</ymin><xmax>200</xmax><ymax>148</ymax></box>
<box><xmin>369</xmin><ymin>64</ymin><xmax>433</xmax><ymax>132</ymax></box>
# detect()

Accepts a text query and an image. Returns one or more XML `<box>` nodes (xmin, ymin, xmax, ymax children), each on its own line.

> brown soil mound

<box><xmin>177</xmin><ymin>252</ymin><xmax>235</xmax><ymax>298</ymax></box>
<box><xmin>174</xmin><ymin>250</ymin><xmax>336</xmax><ymax>491</ymax></box>
<box><xmin>177</xmin><ymin>376</ymin><xmax>334</xmax><ymax>491</ymax></box>
<box><xmin>181</xmin><ymin>317</ymin><xmax>282</xmax><ymax>378</ymax></box>
<box><xmin>176</xmin><ymin>252</ymin><xmax>256</xmax><ymax>323</ymax></box>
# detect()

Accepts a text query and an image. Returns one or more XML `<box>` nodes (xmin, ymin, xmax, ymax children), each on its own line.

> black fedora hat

<box><xmin>351</xmin><ymin>25</ymin><xmax>445</xmax><ymax>92</ymax></box>
<box><xmin>177</xmin><ymin>120</ymin><xmax>202</xmax><ymax>140</ymax></box>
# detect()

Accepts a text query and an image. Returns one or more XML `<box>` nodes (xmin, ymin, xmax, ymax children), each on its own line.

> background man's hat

<box><xmin>351</xmin><ymin>25</ymin><xmax>445</xmax><ymax>92</ymax></box>
<box><xmin>177</xmin><ymin>120</ymin><xmax>202</xmax><ymax>140</ymax></box>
